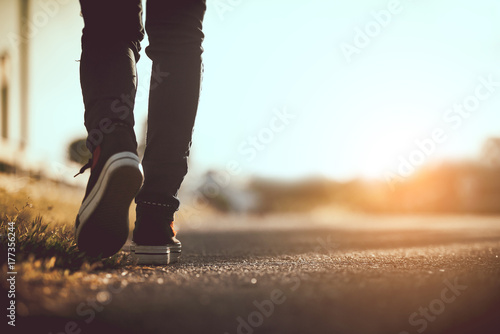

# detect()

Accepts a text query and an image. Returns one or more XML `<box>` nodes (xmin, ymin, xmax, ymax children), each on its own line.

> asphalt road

<box><xmin>7</xmin><ymin>214</ymin><xmax>500</xmax><ymax>334</ymax></box>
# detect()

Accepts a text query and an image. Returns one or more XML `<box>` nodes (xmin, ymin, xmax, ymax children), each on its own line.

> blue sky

<box><xmin>192</xmin><ymin>0</ymin><xmax>500</xmax><ymax>180</ymax></box>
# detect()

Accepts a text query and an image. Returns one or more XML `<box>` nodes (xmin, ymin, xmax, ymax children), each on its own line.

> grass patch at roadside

<box><xmin>0</xmin><ymin>186</ymin><xmax>130</xmax><ymax>273</ymax></box>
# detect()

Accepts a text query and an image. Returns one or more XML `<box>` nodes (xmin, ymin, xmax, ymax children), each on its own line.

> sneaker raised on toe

<box><xmin>75</xmin><ymin>124</ymin><xmax>143</xmax><ymax>257</ymax></box>
<box><xmin>131</xmin><ymin>204</ymin><xmax>181</xmax><ymax>265</ymax></box>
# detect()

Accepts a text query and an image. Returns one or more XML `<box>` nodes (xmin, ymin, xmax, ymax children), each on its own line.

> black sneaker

<box><xmin>75</xmin><ymin>125</ymin><xmax>143</xmax><ymax>257</ymax></box>
<box><xmin>131</xmin><ymin>204</ymin><xmax>181</xmax><ymax>265</ymax></box>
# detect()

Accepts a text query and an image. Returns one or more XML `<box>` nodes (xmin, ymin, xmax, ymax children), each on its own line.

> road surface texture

<box><xmin>8</xmin><ymin>214</ymin><xmax>500</xmax><ymax>334</ymax></box>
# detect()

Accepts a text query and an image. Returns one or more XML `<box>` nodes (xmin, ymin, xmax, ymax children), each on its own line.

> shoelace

<box><xmin>74</xmin><ymin>159</ymin><xmax>92</xmax><ymax>177</ymax></box>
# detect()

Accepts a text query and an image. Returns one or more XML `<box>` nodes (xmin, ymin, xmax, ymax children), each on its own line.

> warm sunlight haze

<box><xmin>3</xmin><ymin>0</ymin><xmax>500</xmax><ymax>182</ymax></box>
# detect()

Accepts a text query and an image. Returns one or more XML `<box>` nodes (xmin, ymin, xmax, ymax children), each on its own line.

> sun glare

<box><xmin>359</xmin><ymin>127</ymin><xmax>411</xmax><ymax>179</ymax></box>
<box><xmin>354</xmin><ymin>111</ymin><xmax>438</xmax><ymax>180</ymax></box>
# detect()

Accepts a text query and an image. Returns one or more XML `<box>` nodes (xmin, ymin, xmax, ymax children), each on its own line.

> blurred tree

<box><xmin>67</xmin><ymin>138</ymin><xmax>91</xmax><ymax>164</ymax></box>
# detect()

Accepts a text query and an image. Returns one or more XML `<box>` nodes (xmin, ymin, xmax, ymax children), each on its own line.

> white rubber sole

<box><xmin>75</xmin><ymin>152</ymin><xmax>143</xmax><ymax>257</ymax></box>
<box><xmin>130</xmin><ymin>242</ymin><xmax>182</xmax><ymax>265</ymax></box>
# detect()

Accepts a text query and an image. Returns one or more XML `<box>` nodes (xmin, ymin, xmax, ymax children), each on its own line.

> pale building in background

<box><xmin>0</xmin><ymin>0</ymin><xmax>86</xmax><ymax>185</ymax></box>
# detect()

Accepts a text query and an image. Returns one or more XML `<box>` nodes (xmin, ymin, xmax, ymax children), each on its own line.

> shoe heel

<box><xmin>131</xmin><ymin>244</ymin><xmax>181</xmax><ymax>265</ymax></box>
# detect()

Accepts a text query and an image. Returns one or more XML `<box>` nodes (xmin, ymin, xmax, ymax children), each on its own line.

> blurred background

<box><xmin>2</xmin><ymin>0</ymin><xmax>500</xmax><ymax>217</ymax></box>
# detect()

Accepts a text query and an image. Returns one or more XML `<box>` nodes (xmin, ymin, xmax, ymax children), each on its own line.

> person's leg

<box><xmin>80</xmin><ymin>0</ymin><xmax>144</xmax><ymax>145</ymax></box>
<box><xmin>76</xmin><ymin>0</ymin><xmax>145</xmax><ymax>257</ymax></box>
<box><xmin>132</xmin><ymin>0</ymin><xmax>206</xmax><ymax>264</ymax></box>
<box><xmin>135</xmin><ymin>0</ymin><xmax>206</xmax><ymax>215</ymax></box>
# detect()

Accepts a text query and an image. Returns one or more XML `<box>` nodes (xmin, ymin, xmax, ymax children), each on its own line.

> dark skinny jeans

<box><xmin>79</xmin><ymin>0</ymin><xmax>206</xmax><ymax>219</ymax></box>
